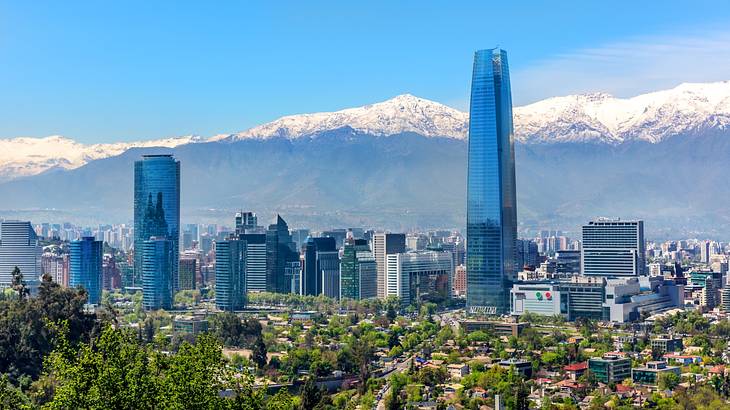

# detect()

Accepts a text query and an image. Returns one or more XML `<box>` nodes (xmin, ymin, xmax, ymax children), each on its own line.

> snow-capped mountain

<box><xmin>2</xmin><ymin>80</ymin><xmax>730</xmax><ymax>181</ymax></box>
<box><xmin>514</xmin><ymin>81</ymin><xmax>730</xmax><ymax>144</ymax></box>
<box><xmin>213</xmin><ymin>93</ymin><xmax>468</xmax><ymax>141</ymax></box>
<box><xmin>0</xmin><ymin>135</ymin><xmax>202</xmax><ymax>181</ymax></box>
<box><xmin>215</xmin><ymin>81</ymin><xmax>730</xmax><ymax>144</ymax></box>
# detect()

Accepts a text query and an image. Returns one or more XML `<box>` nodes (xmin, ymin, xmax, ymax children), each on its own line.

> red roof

<box><xmin>564</xmin><ymin>362</ymin><xmax>588</xmax><ymax>372</ymax></box>
<box><xmin>662</xmin><ymin>354</ymin><xmax>699</xmax><ymax>359</ymax></box>
<box><xmin>556</xmin><ymin>380</ymin><xmax>585</xmax><ymax>389</ymax></box>
<box><xmin>615</xmin><ymin>384</ymin><xmax>634</xmax><ymax>393</ymax></box>
<box><xmin>710</xmin><ymin>365</ymin><xmax>726</xmax><ymax>374</ymax></box>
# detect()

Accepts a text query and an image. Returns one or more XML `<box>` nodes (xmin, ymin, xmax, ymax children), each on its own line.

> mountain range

<box><xmin>2</xmin><ymin>81</ymin><xmax>730</xmax><ymax>238</ymax></box>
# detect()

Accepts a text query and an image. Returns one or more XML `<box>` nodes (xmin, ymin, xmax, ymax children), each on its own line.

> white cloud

<box><xmin>511</xmin><ymin>29</ymin><xmax>730</xmax><ymax>105</ymax></box>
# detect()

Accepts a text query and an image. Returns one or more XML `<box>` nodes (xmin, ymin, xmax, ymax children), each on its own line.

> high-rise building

<box><xmin>215</xmin><ymin>238</ymin><xmax>246</xmax><ymax>311</ymax></box>
<box><xmin>102</xmin><ymin>252</ymin><xmax>121</xmax><ymax>290</ymax></box>
<box><xmin>581</xmin><ymin>219</ymin><xmax>645</xmax><ymax>277</ymax></box>
<box><xmin>700</xmin><ymin>241</ymin><xmax>711</xmax><ymax>264</ymax></box>
<box><xmin>340</xmin><ymin>238</ymin><xmax>377</xmax><ymax>300</ymax></box>
<box><xmin>321</xmin><ymin>229</ymin><xmax>348</xmax><ymax>249</ymax></box>
<box><xmin>134</xmin><ymin>154</ymin><xmax>180</xmax><ymax>294</ymax></box>
<box><xmin>372</xmin><ymin>233</ymin><xmax>406</xmax><ymax>299</ymax></box>
<box><xmin>0</xmin><ymin>221</ymin><xmax>42</xmax><ymax>290</ymax></box>
<box><xmin>69</xmin><ymin>237</ymin><xmax>103</xmax><ymax>304</ymax></box>
<box><xmin>466</xmin><ymin>48</ymin><xmax>518</xmax><ymax>314</ymax></box>
<box><xmin>265</xmin><ymin>215</ymin><xmax>299</xmax><ymax>294</ymax></box>
<box><xmin>319</xmin><ymin>251</ymin><xmax>340</xmax><ymax>299</ymax></box>
<box><xmin>386</xmin><ymin>251</ymin><xmax>453</xmax><ymax>306</ymax></box>
<box><xmin>516</xmin><ymin>239</ymin><xmax>539</xmax><ymax>269</ymax></box>
<box><xmin>290</xmin><ymin>228</ymin><xmax>310</xmax><ymax>251</ymax></box>
<box><xmin>179</xmin><ymin>258</ymin><xmax>197</xmax><ymax>290</ymax></box>
<box><xmin>235</xmin><ymin>211</ymin><xmax>259</xmax><ymax>234</ymax></box>
<box><xmin>42</xmin><ymin>253</ymin><xmax>68</xmax><ymax>286</ymax></box>
<box><xmin>238</xmin><ymin>233</ymin><xmax>267</xmax><ymax>293</ymax></box>
<box><xmin>285</xmin><ymin>260</ymin><xmax>302</xmax><ymax>294</ymax></box>
<box><xmin>141</xmin><ymin>237</ymin><xmax>174</xmax><ymax>310</ymax></box>
<box><xmin>453</xmin><ymin>264</ymin><xmax>467</xmax><ymax>297</ymax></box>
<box><xmin>302</xmin><ymin>237</ymin><xmax>338</xmax><ymax>296</ymax></box>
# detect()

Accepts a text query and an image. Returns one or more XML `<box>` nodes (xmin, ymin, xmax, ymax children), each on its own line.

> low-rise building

<box><xmin>447</xmin><ymin>363</ymin><xmax>470</xmax><ymax>379</ymax></box>
<box><xmin>632</xmin><ymin>361</ymin><xmax>681</xmax><ymax>385</ymax></box>
<box><xmin>651</xmin><ymin>336</ymin><xmax>683</xmax><ymax>354</ymax></box>
<box><xmin>588</xmin><ymin>353</ymin><xmax>631</xmax><ymax>384</ymax></box>
<box><xmin>173</xmin><ymin>316</ymin><xmax>209</xmax><ymax>335</ymax></box>
<box><xmin>499</xmin><ymin>358</ymin><xmax>532</xmax><ymax>379</ymax></box>
<box><xmin>458</xmin><ymin>320</ymin><xmax>527</xmax><ymax>337</ymax></box>
<box><xmin>564</xmin><ymin>362</ymin><xmax>588</xmax><ymax>381</ymax></box>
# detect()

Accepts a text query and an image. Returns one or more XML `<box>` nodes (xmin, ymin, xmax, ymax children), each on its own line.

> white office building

<box><xmin>386</xmin><ymin>251</ymin><xmax>452</xmax><ymax>306</ymax></box>
<box><xmin>0</xmin><ymin>221</ymin><xmax>42</xmax><ymax>290</ymax></box>
<box><xmin>581</xmin><ymin>219</ymin><xmax>645</xmax><ymax>276</ymax></box>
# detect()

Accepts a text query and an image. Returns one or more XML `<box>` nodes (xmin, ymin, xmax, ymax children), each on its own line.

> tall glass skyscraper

<box><xmin>215</xmin><ymin>238</ymin><xmax>246</xmax><ymax>311</ymax></box>
<box><xmin>134</xmin><ymin>154</ymin><xmax>180</xmax><ymax>296</ymax></box>
<box><xmin>466</xmin><ymin>48</ymin><xmax>518</xmax><ymax>314</ymax></box>
<box><xmin>69</xmin><ymin>236</ymin><xmax>103</xmax><ymax>305</ymax></box>
<box><xmin>142</xmin><ymin>237</ymin><xmax>174</xmax><ymax>310</ymax></box>
<box><xmin>265</xmin><ymin>215</ymin><xmax>299</xmax><ymax>294</ymax></box>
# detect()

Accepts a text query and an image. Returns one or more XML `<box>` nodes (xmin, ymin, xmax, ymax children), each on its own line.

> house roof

<box><xmin>564</xmin><ymin>362</ymin><xmax>588</xmax><ymax>372</ymax></box>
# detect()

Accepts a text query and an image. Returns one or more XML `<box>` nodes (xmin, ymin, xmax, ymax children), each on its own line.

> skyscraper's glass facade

<box><xmin>69</xmin><ymin>236</ymin><xmax>103</xmax><ymax>305</ymax></box>
<box><xmin>265</xmin><ymin>215</ymin><xmax>298</xmax><ymax>294</ymax></box>
<box><xmin>302</xmin><ymin>237</ymin><xmax>337</xmax><ymax>296</ymax></box>
<box><xmin>215</xmin><ymin>238</ymin><xmax>246</xmax><ymax>311</ymax></box>
<box><xmin>134</xmin><ymin>155</ymin><xmax>180</xmax><ymax>295</ymax></box>
<box><xmin>340</xmin><ymin>238</ymin><xmax>372</xmax><ymax>300</ymax></box>
<box><xmin>466</xmin><ymin>48</ymin><xmax>518</xmax><ymax>314</ymax></box>
<box><xmin>142</xmin><ymin>237</ymin><xmax>173</xmax><ymax>310</ymax></box>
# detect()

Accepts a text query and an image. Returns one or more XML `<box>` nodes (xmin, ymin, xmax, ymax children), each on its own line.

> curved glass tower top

<box><xmin>466</xmin><ymin>48</ymin><xmax>517</xmax><ymax>314</ymax></box>
<box><xmin>134</xmin><ymin>154</ymin><xmax>180</xmax><ymax>293</ymax></box>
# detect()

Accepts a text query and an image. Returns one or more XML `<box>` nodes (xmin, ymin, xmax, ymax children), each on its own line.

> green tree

<box><xmin>299</xmin><ymin>376</ymin><xmax>323</xmax><ymax>410</ymax></box>
<box><xmin>0</xmin><ymin>277</ymin><xmax>99</xmax><ymax>380</ymax></box>
<box><xmin>657</xmin><ymin>371</ymin><xmax>680</xmax><ymax>391</ymax></box>
<box><xmin>252</xmin><ymin>335</ymin><xmax>268</xmax><ymax>369</ymax></box>
<box><xmin>0</xmin><ymin>374</ymin><xmax>31</xmax><ymax>409</ymax></box>
<box><xmin>11</xmin><ymin>266</ymin><xmax>29</xmax><ymax>301</ymax></box>
<box><xmin>352</xmin><ymin>337</ymin><xmax>374</xmax><ymax>394</ymax></box>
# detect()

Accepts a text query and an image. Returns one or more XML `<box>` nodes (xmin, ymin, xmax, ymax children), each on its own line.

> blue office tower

<box><xmin>142</xmin><ymin>237</ymin><xmax>173</xmax><ymax>310</ymax></box>
<box><xmin>466</xmin><ymin>48</ymin><xmax>518</xmax><ymax>314</ymax></box>
<box><xmin>69</xmin><ymin>236</ymin><xmax>103</xmax><ymax>305</ymax></box>
<box><xmin>134</xmin><ymin>154</ymin><xmax>180</xmax><ymax>295</ymax></box>
<box><xmin>215</xmin><ymin>238</ymin><xmax>246</xmax><ymax>312</ymax></box>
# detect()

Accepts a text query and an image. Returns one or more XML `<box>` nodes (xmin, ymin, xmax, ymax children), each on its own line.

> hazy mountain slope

<box><xmin>4</xmin><ymin>80</ymin><xmax>730</xmax><ymax>182</ymax></box>
<box><xmin>2</xmin><ymin>81</ymin><xmax>730</xmax><ymax>237</ymax></box>
<box><xmin>0</xmin><ymin>135</ymin><xmax>201</xmax><ymax>181</ymax></box>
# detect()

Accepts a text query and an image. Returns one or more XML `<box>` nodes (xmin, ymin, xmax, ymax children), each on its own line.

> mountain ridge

<box><xmin>1</xmin><ymin>80</ymin><xmax>730</xmax><ymax>182</ymax></box>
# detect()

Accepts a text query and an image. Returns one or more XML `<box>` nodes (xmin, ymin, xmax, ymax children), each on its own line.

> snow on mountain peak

<box><xmin>0</xmin><ymin>134</ymin><xmax>201</xmax><ymax>181</ymax></box>
<box><xmin>213</xmin><ymin>93</ymin><xmax>469</xmax><ymax>141</ymax></box>
<box><xmin>514</xmin><ymin>80</ymin><xmax>730</xmax><ymax>144</ymax></box>
<box><xmin>2</xmin><ymin>80</ymin><xmax>730</xmax><ymax>182</ymax></box>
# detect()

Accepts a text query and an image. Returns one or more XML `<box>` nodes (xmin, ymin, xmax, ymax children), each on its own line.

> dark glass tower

<box><xmin>340</xmin><ymin>238</ymin><xmax>371</xmax><ymax>300</ymax></box>
<box><xmin>466</xmin><ymin>48</ymin><xmax>517</xmax><ymax>314</ymax></box>
<box><xmin>69</xmin><ymin>236</ymin><xmax>103</xmax><ymax>305</ymax></box>
<box><xmin>302</xmin><ymin>236</ymin><xmax>337</xmax><ymax>296</ymax></box>
<box><xmin>215</xmin><ymin>238</ymin><xmax>246</xmax><ymax>311</ymax></box>
<box><xmin>265</xmin><ymin>215</ymin><xmax>299</xmax><ymax>294</ymax></box>
<box><xmin>134</xmin><ymin>154</ymin><xmax>180</xmax><ymax>297</ymax></box>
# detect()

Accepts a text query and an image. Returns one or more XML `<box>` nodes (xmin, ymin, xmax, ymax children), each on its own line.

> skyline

<box><xmin>1</xmin><ymin>1</ymin><xmax>730</xmax><ymax>143</ymax></box>
<box><xmin>3</xmin><ymin>5</ymin><xmax>730</xmax><ymax>408</ymax></box>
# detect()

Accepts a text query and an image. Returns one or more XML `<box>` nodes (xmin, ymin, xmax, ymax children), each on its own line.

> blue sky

<box><xmin>1</xmin><ymin>1</ymin><xmax>730</xmax><ymax>143</ymax></box>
